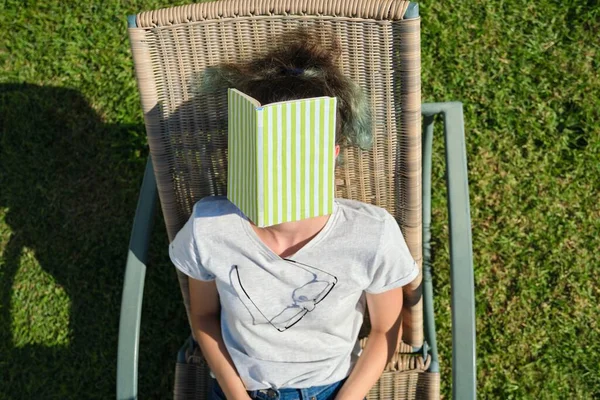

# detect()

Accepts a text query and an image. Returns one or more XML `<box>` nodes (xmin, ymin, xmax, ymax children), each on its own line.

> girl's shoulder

<box><xmin>188</xmin><ymin>196</ymin><xmax>245</xmax><ymax>238</ymax></box>
<box><xmin>192</xmin><ymin>195</ymin><xmax>241</xmax><ymax>220</ymax></box>
<box><xmin>334</xmin><ymin>198</ymin><xmax>393</xmax><ymax>223</ymax></box>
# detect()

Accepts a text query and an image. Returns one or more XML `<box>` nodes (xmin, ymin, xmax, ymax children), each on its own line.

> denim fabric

<box><xmin>209</xmin><ymin>378</ymin><xmax>348</xmax><ymax>400</ymax></box>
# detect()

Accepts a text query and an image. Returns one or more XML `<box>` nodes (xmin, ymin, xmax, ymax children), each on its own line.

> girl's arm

<box><xmin>334</xmin><ymin>287</ymin><xmax>404</xmax><ymax>400</ymax></box>
<box><xmin>189</xmin><ymin>277</ymin><xmax>252</xmax><ymax>400</ymax></box>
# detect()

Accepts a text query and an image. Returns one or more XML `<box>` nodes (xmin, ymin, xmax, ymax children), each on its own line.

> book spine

<box><xmin>227</xmin><ymin>90</ymin><xmax>234</xmax><ymax>202</ymax></box>
<box><xmin>256</xmin><ymin>107</ymin><xmax>264</xmax><ymax>227</ymax></box>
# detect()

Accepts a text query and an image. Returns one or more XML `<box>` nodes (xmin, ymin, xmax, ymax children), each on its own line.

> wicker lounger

<box><xmin>119</xmin><ymin>1</ymin><xmax>476</xmax><ymax>398</ymax></box>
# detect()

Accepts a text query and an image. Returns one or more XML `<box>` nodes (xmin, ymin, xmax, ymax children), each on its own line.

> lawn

<box><xmin>1</xmin><ymin>0</ymin><xmax>599</xmax><ymax>399</ymax></box>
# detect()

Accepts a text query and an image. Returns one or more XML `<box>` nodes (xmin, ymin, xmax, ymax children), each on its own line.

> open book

<box><xmin>227</xmin><ymin>88</ymin><xmax>337</xmax><ymax>227</ymax></box>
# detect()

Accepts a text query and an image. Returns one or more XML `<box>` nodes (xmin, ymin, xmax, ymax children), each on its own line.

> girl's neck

<box><xmin>251</xmin><ymin>214</ymin><xmax>331</xmax><ymax>258</ymax></box>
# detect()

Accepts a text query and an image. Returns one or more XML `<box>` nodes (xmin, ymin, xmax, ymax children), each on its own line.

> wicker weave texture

<box><xmin>174</xmin><ymin>362</ymin><xmax>211</xmax><ymax>400</ymax></box>
<box><xmin>136</xmin><ymin>0</ymin><xmax>412</xmax><ymax>27</ymax></box>
<box><xmin>367</xmin><ymin>370</ymin><xmax>440</xmax><ymax>400</ymax></box>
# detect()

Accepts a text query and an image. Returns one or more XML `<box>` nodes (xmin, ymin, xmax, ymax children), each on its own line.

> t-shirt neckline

<box><xmin>238</xmin><ymin>201</ymin><xmax>339</xmax><ymax>261</ymax></box>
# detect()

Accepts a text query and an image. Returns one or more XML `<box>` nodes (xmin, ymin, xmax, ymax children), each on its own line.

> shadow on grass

<box><xmin>0</xmin><ymin>84</ymin><xmax>188</xmax><ymax>399</ymax></box>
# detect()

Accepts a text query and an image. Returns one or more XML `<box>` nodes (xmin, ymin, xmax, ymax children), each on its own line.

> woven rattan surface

<box><xmin>129</xmin><ymin>0</ymin><xmax>425</xmax><ymax>397</ymax></box>
<box><xmin>136</xmin><ymin>0</ymin><xmax>413</xmax><ymax>27</ymax></box>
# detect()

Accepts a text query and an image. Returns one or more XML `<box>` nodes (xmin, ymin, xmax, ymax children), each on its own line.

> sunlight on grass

<box><xmin>10</xmin><ymin>247</ymin><xmax>71</xmax><ymax>347</ymax></box>
<box><xmin>0</xmin><ymin>208</ymin><xmax>10</xmax><ymax>249</ymax></box>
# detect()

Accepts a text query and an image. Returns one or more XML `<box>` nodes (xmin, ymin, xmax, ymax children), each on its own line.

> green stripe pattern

<box><xmin>228</xmin><ymin>89</ymin><xmax>336</xmax><ymax>227</ymax></box>
<box><xmin>228</xmin><ymin>89</ymin><xmax>258</xmax><ymax>222</ymax></box>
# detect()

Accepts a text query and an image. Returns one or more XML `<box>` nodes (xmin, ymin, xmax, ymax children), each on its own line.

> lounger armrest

<box><xmin>422</xmin><ymin>102</ymin><xmax>477</xmax><ymax>400</ymax></box>
<box><xmin>117</xmin><ymin>157</ymin><xmax>158</xmax><ymax>400</ymax></box>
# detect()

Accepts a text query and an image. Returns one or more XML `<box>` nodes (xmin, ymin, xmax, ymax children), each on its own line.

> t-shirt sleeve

<box><xmin>168</xmin><ymin>213</ymin><xmax>215</xmax><ymax>281</ymax></box>
<box><xmin>365</xmin><ymin>214</ymin><xmax>419</xmax><ymax>294</ymax></box>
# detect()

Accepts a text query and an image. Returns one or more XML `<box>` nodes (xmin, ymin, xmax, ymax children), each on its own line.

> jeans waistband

<box><xmin>247</xmin><ymin>378</ymin><xmax>346</xmax><ymax>400</ymax></box>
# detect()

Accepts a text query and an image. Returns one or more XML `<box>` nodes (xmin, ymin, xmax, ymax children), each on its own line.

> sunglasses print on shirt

<box><xmin>230</xmin><ymin>259</ymin><xmax>338</xmax><ymax>332</ymax></box>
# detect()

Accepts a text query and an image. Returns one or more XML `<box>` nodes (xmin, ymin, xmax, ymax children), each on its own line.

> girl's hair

<box><xmin>202</xmin><ymin>30</ymin><xmax>372</xmax><ymax>150</ymax></box>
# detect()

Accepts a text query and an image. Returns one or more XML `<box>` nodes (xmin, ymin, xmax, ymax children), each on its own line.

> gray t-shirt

<box><xmin>169</xmin><ymin>196</ymin><xmax>418</xmax><ymax>390</ymax></box>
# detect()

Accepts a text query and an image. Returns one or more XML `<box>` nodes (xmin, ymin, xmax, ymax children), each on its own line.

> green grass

<box><xmin>0</xmin><ymin>0</ymin><xmax>598</xmax><ymax>399</ymax></box>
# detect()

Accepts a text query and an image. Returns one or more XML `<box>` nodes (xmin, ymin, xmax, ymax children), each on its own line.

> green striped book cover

<box><xmin>227</xmin><ymin>88</ymin><xmax>337</xmax><ymax>227</ymax></box>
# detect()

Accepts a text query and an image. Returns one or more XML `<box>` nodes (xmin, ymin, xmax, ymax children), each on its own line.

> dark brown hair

<box><xmin>201</xmin><ymin>30</ymin><xmax>372</xmax><ymax>149</ymax></box>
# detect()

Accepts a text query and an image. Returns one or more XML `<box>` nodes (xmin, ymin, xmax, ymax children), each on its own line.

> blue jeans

<box><xmin>209</xmin><ymin>377</ymin><xmax>347</xmax><ymax>400</ymax></box>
